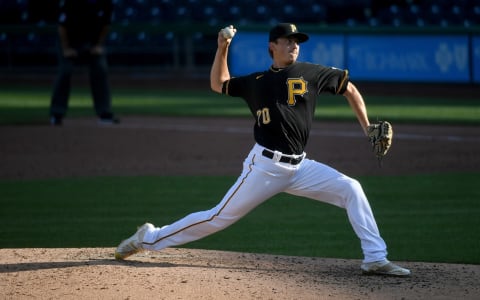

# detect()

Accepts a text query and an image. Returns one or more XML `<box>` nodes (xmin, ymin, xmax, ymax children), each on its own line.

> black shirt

<box><xmin>58</xmin><ymin>0</ymin><xmax>113</xmax><ymax>47</ymax></box>
<box><xmin>224</xmin><ymin>62</ymin><xmax>349</xmax><ymax>155</ymax></box>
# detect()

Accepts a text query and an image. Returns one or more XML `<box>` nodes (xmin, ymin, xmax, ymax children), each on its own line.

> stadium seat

<box><xmin>2</xmin><ymin>0</ymin><xmax>479</xmax><ymax>28</ymax></box>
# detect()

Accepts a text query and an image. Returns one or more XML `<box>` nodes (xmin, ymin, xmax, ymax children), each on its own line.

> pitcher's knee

<box><xmin>340</xmin><ymin>177</ymin><xmax>363</xmax><ymax>193</ymax></box>
<box><xmin>339</xmin><ymin>177</ymin><xmax>367</xmax><ymax>205</ymax></box>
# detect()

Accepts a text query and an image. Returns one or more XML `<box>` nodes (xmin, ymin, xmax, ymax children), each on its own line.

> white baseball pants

<box><xmin>142</xmin><ymin>143</ymin><xmax>387</xmax><ymax>263</ymax></box>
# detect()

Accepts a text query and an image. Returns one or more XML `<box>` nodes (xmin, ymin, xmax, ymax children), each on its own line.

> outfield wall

<box><xmin>229</xmin><ymin>32</ymin><xmax>480</xmax><ymax>84</ymax></box>
<box><xmin>1</xmin><ymin>24</ymin><xmax>479</xmax><ymax>84</ymax></box>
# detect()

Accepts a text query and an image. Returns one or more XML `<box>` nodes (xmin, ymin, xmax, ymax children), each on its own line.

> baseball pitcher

<box><xmin>115</xmin><ymin>23</ymin><xmax>408</xmax><ymax>277</ymax></box>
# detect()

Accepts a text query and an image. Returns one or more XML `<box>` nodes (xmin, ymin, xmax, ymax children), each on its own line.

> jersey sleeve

<box><xmin>336</xmin><ymin>69</ymin><xmax>349</xmax><ymax>94</ymax></box>
<box><xmin>221</xmin><ymin>74</ymin><xmax>253</xmax><ymax>97</ymax></box>
<box><xmin>317</xmin><ymin>67</ymin><xmax>349</xmax><ymax>95</ymax></box>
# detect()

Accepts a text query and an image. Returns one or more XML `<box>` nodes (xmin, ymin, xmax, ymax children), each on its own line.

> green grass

<box><xmin>1</xmin><ymin>84</ymin><xmax>479</xmax><ymax>264</ymax></box>
<box><xmin>0</xmin><ymin>85</ymin><xmax>478</xmax><ymax>125</ymax></box>
<box><xmin>319</xmin><ymin>95</ymin><xmax>480</xmax><ymax>125</ymax></box>
<box><xmin>1</xmin><ymin>173</ymin><xmax>479</xmax><ymax>264</ymax></box>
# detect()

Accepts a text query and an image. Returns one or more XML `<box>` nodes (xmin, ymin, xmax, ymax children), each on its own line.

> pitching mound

<box><xmin>1</xmin><ymin>248</ymin><xmax>479</xmax><ymax>300</ymax></box>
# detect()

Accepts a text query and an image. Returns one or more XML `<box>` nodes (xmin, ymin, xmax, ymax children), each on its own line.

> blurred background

<box><xmin>0</xmin><ymin>0</ymin><xmax>479</xmax><ymax>86</ymax></box>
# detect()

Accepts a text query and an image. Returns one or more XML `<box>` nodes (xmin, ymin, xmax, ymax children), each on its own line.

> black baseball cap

<box><xmin>269</xmin><ymin>23</ymin><xmax>309</xmax><ymax>43</ymax></box>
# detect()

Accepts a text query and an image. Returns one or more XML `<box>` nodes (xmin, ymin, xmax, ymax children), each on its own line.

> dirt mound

<box><xmin>2</xmin><ymin>248</ymin><xmax>479</xmax><ymax>300</ymax></box>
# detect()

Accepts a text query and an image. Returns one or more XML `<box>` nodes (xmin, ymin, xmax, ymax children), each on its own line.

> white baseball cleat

<box><xmin>361</xmin><ymin>259</ymin><xmax>411</xmax><ymax>277</ymax></box>
<box><xmin>114</xmin><ymin>223</ymin><xmax>154</xmax><ymax>260</ymax></box>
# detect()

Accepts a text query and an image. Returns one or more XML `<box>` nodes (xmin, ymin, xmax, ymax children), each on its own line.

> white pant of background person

<box><xmin>142</xmin><ymin>143</ymin><xmax>387</xmax><ymax>263</ymax></box>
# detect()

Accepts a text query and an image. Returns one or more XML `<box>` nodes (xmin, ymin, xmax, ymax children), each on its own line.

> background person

<box><xmin>50</xmin><ymin>0</ymin><xmax>118</xmax><ymax>125</ymax></box>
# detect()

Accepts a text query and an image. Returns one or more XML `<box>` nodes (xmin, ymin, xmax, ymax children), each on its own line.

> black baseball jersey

<box><xmin>223</xmin><ymin>62</ymin><xmax>349</xmax><ymax>155</ymax></box>
<box><xmin>58</xmin><ymin>0</ymin><xmax>113</xmax><ymax>47</ymax></box>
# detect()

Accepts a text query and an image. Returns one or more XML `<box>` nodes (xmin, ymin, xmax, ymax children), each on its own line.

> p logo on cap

<box><xmin>269</xmin><ymin>23</ymin><xmax>309</xmax><ymax>43</ymax></box>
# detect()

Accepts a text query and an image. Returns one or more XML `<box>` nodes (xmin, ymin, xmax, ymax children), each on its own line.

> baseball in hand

<box><xmin>221</xmin><ymin>26</ymin><xmax>235</xmax><ymax>39</ymax></box>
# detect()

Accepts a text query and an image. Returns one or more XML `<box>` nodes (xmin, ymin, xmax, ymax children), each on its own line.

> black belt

<box><xmin>262</xmin><ymin>149</ymin><xmax>304</xmax><ymax>165</ymax></box>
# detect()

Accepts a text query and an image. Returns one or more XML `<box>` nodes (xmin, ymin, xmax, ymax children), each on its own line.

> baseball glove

<box><xmin>367</xmin><ymin>121</ymin><xmax>393</xmax><ymax>161</ymax></box>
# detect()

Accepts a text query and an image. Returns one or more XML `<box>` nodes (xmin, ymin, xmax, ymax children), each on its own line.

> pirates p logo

<box><xmin>286</xmin><ymin>77</ymin><xmax>308</xmax><ymax>106</ymax></box>
<box><xmin>290</xmin><ymin>24</ymin><xmax>297</xmax><ymax>33</ymax></box>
